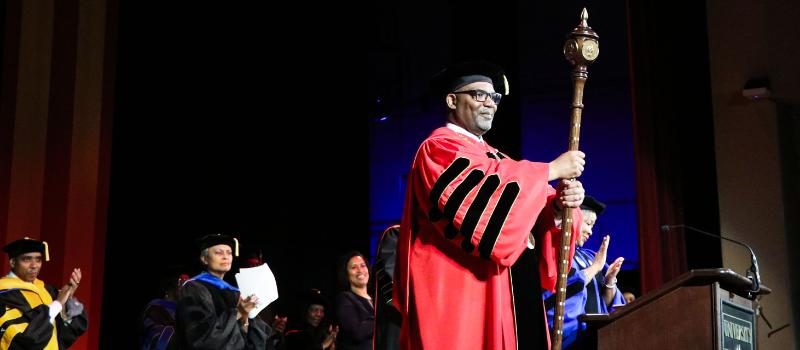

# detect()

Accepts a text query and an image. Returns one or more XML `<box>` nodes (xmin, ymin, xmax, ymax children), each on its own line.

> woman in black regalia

<box><xmin>176</xmin><ymin>234</ymin><xmax>268</xmax><ymax>350</ymax></box>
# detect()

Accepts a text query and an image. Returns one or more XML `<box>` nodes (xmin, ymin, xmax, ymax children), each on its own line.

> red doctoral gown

<box><xmin>393</xmin><ymin>126</ymin><xmax>580</xmax><ymax>350</ymax></box>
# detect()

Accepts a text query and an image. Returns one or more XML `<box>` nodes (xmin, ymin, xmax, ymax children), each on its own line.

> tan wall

<box><xmin>706</xmin><ymin>1</ymin><xmax>798</xmax><ymax>349</ymax></box>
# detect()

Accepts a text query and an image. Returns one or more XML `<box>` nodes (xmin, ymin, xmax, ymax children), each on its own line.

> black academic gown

<box><xmin>176</xmin><ymin>279</ymin><xmax>267</xmax><ymax>350</ymax></box>
<box><xmin>285</xmin><ymin>324</ymin><xmax>328</xmax><ymax>350</ymax></box>
<box><xmin>141</xmin><ymin>298</ymin><xmax>178</xmax><ymax>350</ymax></box>
<box><xmin>373</xmin><ymin>225</ymin><xmax>401</xmax><ymax>350</ymax></box>
<box><xmin>0</xmin><ymin>277</ymin><xmax>88</xmax><ymax>350</ymax></box>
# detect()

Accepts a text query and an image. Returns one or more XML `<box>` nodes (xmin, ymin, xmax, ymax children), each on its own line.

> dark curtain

<box><xmin>626</xmin><ymin>1</ymin><xmax>722</xmax><ymax>293</ymax></box>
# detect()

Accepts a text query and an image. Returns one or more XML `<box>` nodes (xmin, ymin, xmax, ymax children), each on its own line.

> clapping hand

<box><xmin>605</xmin><ymin>256</ymin><xmax>624</xmax><ymax>286</ymax></box>
<box><xmin>323</xmin><ymin>324</ymin><xmax>339</xmax><ymax>349</ymax></box>
<box><xmin>237</xmin><ymin>294</ymin><xmax>260</xmax><ymax>320</ymax></box>
<box><xmin>592</xmin><ymin>235</ymin><xmax>624</xmax><ymax>286</ymax></box>
<box><xmin>57</xmin><ymin>268</ymin><xmax>81</xmax><ymax>305</ymax></box>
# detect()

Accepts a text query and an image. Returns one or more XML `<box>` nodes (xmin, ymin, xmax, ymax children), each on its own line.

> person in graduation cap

<box><xmin>175</xmin><ymin>234</ymin><xmax>269</xmax><ymax>350</ymax></box>
<box><xmin>392</xmin><ymin>60</ymin><xmax>587</xmax><ymax>350</ymax></box>
<box><xmin>542</xmin><ymin>195</ymin><xmax>625</xmax><ymax>349</ymax></box>
<box><xmin>0</xmin><ymin>237</ymin><xmax>88</xmax><ymax>349</ymax></box>
<box><xmin>140</xmin><ymin>268</ymin><xmax>189</xmax><ymax>350</ymax></box>
<box><xmin>284</xmin><ymin>289</ymin><xmax>338</xmax><ymax>350</ymax></box>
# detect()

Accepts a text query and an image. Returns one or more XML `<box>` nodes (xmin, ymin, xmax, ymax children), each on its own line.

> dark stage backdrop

<box><xmin>100</xmin><ymin>3</ymin><xmax>367</xmax><ymax>348</ymax></box>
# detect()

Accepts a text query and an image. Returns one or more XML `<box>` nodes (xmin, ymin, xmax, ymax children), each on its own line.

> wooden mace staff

<box><xmin>551</xmin><ymin>8</ymin><xmax>600</xmax><ymax>350</ymax></box>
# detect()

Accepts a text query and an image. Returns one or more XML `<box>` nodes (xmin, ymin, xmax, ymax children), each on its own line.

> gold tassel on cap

<box><xmin>21</xmin><ymin>236</ymin><xmax>49</xmax><ymax>261</ymax></box>
<box><xmin>233</xmin><ymin>237</ymin><xmax>239</xmax><ymax>257</ymax></box>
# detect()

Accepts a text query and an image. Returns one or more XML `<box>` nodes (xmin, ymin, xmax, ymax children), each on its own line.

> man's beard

<box><xmin>476</xmin><ymin>118</ymin><xmax>493</xmax><ymax>132</ymax></box>
<box><xmin>476</xmin><ymin>109</ymin><xmax>494</xmax><ymax>132</ymax></box>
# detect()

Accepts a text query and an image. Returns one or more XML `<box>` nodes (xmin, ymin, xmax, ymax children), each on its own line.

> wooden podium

<box><xmin>579</xmin><ymin>269</ymin><xmax>770</xmax><ymax>350</ymax></box>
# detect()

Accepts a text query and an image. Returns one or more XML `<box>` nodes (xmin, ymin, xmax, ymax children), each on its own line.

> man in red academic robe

<box><xmin>393</xmin><ymin>60</ymin><xmax>587</xmax><ymax>350</ymax></box>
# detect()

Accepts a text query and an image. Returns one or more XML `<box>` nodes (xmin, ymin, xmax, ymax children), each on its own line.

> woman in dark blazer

<box><xmin>334</xmin><ymin>251</ymin><xmax>375</xmax><ymax>350</ymax></box>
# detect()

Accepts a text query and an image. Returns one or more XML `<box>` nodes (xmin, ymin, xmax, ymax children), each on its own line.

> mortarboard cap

<box><xmin>3</xmin><ymin>237</ymin><xmax>49</xmax><ymax>261</ymax></box>
<box><xmin>430</xmin><ymin>60</ymin><xmax>510</xmax><ymax>98</ymax></box>
<box><xmin>197</xmin><ymin>234</ymin><xmax>239</xmax><ymax>257</ymax></box>
<box><xmin>302</xmin><ymin>288</ymin><xmax>329</xmax><ymax>308</ymax></box>
<box><xmin>580</xmin><ymin>195</ymin><xmax>606</xmax><ymax>216</ymax></box>
<box><xmin>240</xmin><ymin>244</ymin><xmax>264</xmax><ymax>268</ymax></box>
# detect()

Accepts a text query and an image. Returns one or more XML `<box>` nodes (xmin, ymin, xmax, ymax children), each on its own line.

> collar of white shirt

<box><xmin>446</xmin><ymin>122</ymin><xmax>483</xmax><ymax>143</ymax></box>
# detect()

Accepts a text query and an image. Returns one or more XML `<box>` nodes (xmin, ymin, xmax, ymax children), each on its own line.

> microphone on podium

<box><xmin>660</xmin><ymin>224</ymin><xmax>761</xmax><ymax>296</ymax></box>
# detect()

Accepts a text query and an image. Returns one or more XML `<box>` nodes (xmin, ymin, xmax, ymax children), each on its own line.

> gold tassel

<box><xmin>503</xmin><ymin>75</ymin><xmax>510</xmax><ymax>96</ymax></box>
<box><xmin>233</xmin><ymin>237</ymin><xmax>239</xmax><ymax>257</ymax></box>
<box><xmin>43</xmin><ymin>241</ymin><xmax>49</xmax><ymax>262</ymax></box>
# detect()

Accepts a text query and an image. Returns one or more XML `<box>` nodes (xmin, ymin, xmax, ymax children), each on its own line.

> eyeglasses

<box><xmin>452</xmin><ymin>89</ymin><xmax>502</xmax><ymax>104</ymax></box>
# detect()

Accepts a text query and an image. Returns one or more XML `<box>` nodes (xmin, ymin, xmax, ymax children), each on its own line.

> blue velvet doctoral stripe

<box><xmin>187</xmin><ymin>272</ymin><xmax>239</xmax><ymax>292</ymax></box>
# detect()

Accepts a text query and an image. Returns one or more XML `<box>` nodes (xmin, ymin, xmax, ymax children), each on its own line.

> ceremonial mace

<box><xmin>551</xmin><ymin>8</ymin><xmax>599</xmax><ymax>350</ymax></box>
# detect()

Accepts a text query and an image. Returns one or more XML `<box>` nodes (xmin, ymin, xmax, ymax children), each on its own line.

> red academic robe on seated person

<box><xmin>393</xmin><ymin>126</ymin><xmax>580</xmax><ymax>350</ymax></box>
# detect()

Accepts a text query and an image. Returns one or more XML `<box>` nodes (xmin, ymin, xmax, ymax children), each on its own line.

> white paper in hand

<box><xmin>235</xmin><ymin>263</ymin><xmax>279</xmax><ymax>319</ymax></box>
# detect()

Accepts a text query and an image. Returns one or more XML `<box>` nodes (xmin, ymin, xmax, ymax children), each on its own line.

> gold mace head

<box><xmin>580</xmin><ymin>7</ymin><xmax>588</xmax><ymax>27</ymax></box>
<box><xmin>564</xmin><ymin>7</ymin><xmax>600</xmax><ymax>67</ymax></box>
